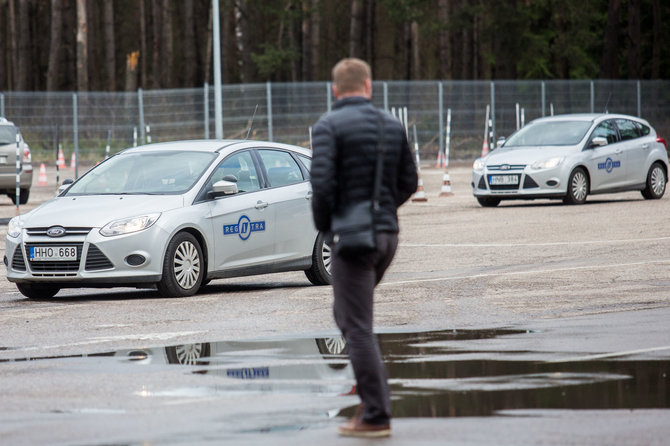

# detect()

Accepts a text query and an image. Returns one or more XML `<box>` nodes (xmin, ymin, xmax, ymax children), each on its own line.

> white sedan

<box><xmin>472</xmin><ymin>114</ymin><xmax>668</xmax><ymax>206</ymax></box>
<box><xmin>4</xmin><ymin>140</ymin><xmax>331</xmax><ymax>299</ymax></box>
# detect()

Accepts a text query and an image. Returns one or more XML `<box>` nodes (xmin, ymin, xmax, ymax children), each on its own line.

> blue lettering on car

<box><xmin>597</xmin><ymin>157</ymin><xmax>621</xmax><ymax>173</ymax></box>
<box><xmin>223</xmin><ymin>215</ymin><xmax>266</xmax><ymax>241</ymax></box>
<box><xmin>225</xmin><ymin>367</ymin><xmax>270</xmax><ymax>379</ymax></box>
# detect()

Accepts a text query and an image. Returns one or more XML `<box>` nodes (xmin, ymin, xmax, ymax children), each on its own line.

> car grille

<box><xmin>25</xmin><ymin>242</ymin><xmax>84</xmax><ymax>272</ymax></box>
<box><xmin>489</xmin><ymin>183</ymin><xmax>520</xmax><ymax>191</ymax></box>
<box><xmin>85</xmin><ymin>244</ymin><xmax>114</xmax><ymax>271</ymax></box>
<box><xmin>487</xmin><ymin>164</ymin><xmax>526</xmax><ymax>171</ymax></box>
<box><xmin>11</xmin><ymin>247</ymin><xmax>26</xmax><ymax>271</ymax></box>
<box><xmin>26</xmin><ymin>227</ymin><xmax>92</xmax><ymax>237</ymax></box>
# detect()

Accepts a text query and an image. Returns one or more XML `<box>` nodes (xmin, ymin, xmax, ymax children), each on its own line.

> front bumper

<box><xmin>471</xmin><ymin>166</ymin><xmax>567</xmax><ymax>200</ymax></box>
<box><xmin>5</xmin><ymin>224</ymin><xmax>168</xmax><ymax>287</ymax></box>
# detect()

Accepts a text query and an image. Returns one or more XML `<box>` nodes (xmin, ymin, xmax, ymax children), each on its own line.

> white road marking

<box><xmin>381</xmin><ymin>259</ymin><xmax>670</xmax><ymax>286</ymax></box>
<box><xmin>545</xmin><ymin>345</ymin><xmax>670</xmax><ymax>363</ymax></box>
<box><xmin>401</xmin><ymin>236</ymin><xmax>670</xmax><ymax>248</ymax></box>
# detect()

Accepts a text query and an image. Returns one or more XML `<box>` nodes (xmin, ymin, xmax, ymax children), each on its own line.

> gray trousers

<box><xmin>331</xmin><ymin>231</ymin><xmax>398</xmax><ymax>425</ymax></box>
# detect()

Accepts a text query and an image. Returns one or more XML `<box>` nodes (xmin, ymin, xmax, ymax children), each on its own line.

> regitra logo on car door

<box><xmin>223</xmin><ymin>215</ymin><xmax>266</xmax><ymax>240</ymax></box>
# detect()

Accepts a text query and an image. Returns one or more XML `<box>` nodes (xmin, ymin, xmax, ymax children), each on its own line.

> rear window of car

<box><xmin>504</xmin><ymin>121</ymin><xmax>592</xmax><ymax>147</ymax></box>
<box><xmin>0</xmin><ymin>126</ymin><xmax>16</xmax><ymax>144</ymax></box>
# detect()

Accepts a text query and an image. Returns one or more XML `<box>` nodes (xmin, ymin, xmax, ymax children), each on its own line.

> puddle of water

<box><xmin>2</xmin><ymin>328</ymin><xmax>668</xmax><ymax>419</ymax></box>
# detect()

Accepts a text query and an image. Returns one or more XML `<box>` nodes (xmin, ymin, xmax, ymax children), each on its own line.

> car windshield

<box><xmin>0</xmin><ymin>126</ymin><xmax>17</xmax><ymax>145</ymax></box>
<box><xmin>65</xmin><ymin>150</ymin><xmax>217</xmax><ymax>195</ymax></box>
<box><xmin>504</xmin><ymin>121</ymin><xmax>592</xmax><ymax>147</ymax></box>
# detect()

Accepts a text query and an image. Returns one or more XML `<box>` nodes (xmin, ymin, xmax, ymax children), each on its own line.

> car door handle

<box><xmin>255</xmin><ymin>200</ymin><xmax>269</xmax><ymax>210</ymax></box>
<box><xmin>642</xmin><ymin>143</ymin><xmax>650</xmax><ymax>150</ymax></box>
<box><xmin>305</xmin><ymin>191</ymin><xmax>313</xmax><ymax>200</ymax></box>
<box><xmin>615</xmin><ymin>148</ymin><xmax>623</xmax><ymax>154</ymax></box>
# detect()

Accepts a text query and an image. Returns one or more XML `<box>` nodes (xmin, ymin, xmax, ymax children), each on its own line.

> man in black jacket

<box><xmin>310</xmin><ymin>58</ymin><xmax>418</xmax><ymax>438</ymax></box>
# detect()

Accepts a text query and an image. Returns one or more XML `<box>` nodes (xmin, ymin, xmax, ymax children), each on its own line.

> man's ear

<box><xmin>332</xmin><ymin>84</ymin><xmax>340</xmax><ymax>99</ymax></box>
<box><xmin>364</xmin><ymin>78</ymin><xmax>372</xmax><ymax>99</ymax></box>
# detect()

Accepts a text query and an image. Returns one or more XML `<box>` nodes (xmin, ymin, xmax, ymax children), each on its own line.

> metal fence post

<box><xmin>590</xmin><ymin>81</ymin><xmax>595</xmax><ymax>113</ymax></box>
<box><xmin>266</xmin><ymin>81</ymin><xmax>273</xmax><ymax>141</ymax></box>
<box><xmin>438</xmin><ymin>81</ymin><xmax>444</xmax><ymax>159</ymax></box>
<box><xmin>204</xmin><ymin>82</ymin><xmax>209</xmax><ymax>139</ymax></box>
<box><xmin>73</xmin><ymin>93</ymin><xmax>79</xmax><ymax>179</ymax></box>
<box><xmin>637</xmin><ymin>80</ymin><xmax>641</xmax><ymax>117</ymax></box>
<box><xmin>383</xmin><ymin>82</ymin><xmax>388</xmax><ymax>111</ymax></box>
<box><xmin>541</xmin><ymin>81</ymin><xmax>546</xmax><ymax>117</ymax></box>
<box><xmin>490</xmin><ymin>82</ymin><xmax>496</xmax><ymax>144</ymax></box>
<box><xmin>138</xmin><ymin>88</ymin><xmax>145</xmax><ymax>145</ymax></box>
<box><xmin>327</xmin><ymin>82</ymin><xmax>332</xmax><ymax>112</ymax></box>
<box><xmin>1</xmin><ymin>93</ymin><xmax>4</xmax><ymax>117</ymax></box>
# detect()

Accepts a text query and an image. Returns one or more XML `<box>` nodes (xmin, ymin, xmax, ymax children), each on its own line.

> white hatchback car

<box><xmin>472</xmin><ymin>114</ymin><xmax>669</xmax><ymax>206</ymax></box>
<box><xmin>4</xmin><ymin>140</ymin><xmax>331</xmax><ymax>299</ymax></box>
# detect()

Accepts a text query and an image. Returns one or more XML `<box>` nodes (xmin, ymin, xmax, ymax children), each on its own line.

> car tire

<box><xmin>8</xmin><ymin>188</ymin><xmax>29</xmax><ymax>205</ymax></box>
<box><xmin>641</xmin><ymin>162</ymin><xmax>666</xmax><ymax>200</ymax></box>
<box><xmin>165</xmin><ymin>343</ymin><xmax>211</xmax><ymax>365</ymax></box>
<box><xmin>305</xmin><ymin>232</ymin><xmax>332</xmax><ymax>285</ymax></box>
<box><xmin>157</xmin><ymin>232</ymin><xmax>204</xmax><ymax>298</ymax></box>
<box><xmin>563</xmin><ymin>168</ymin><xmax>589</xmax><ymax>205</ymax></box>
<box><xmin>16</xmin><ymin>283</ymin><xmax>60</xmax><ymax>299</ymax></box>
<box><xmin>476</xmin><ymin>197</ymin><xmax>501</xmax><ymax>207</ymax></box>
<box><xmin>316</xmin><ymin>336</ymin><xmax>348</xmax><ymax>370</ymax></box>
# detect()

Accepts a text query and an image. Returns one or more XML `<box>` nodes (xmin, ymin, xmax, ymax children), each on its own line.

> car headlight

<box><xmin>7</xmin><ymin>217</ymin><xmax>23</xmax><ymax>238</ymax></box>
<box><xmin>473</xmin><ymin>158</ymin><xmax>485</xmax><ymax>172</ymax></box>
<box><xmin>531</xmin><ymin>157</ymin><xmax>563</xmax><ymax>170</ymax></box>
<box><xmin>100</xmin><ymin>213</ymin><xmax>161</xmax><ymax>237</ymax></box>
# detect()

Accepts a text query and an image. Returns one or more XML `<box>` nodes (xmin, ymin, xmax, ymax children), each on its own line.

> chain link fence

<box><xmin>1</xmin><ymin>80</ymin><xmax>668</xmax><ymax>164</ymax></box>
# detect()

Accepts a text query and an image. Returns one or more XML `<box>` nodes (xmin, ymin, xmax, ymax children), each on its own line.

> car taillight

<box><xmin>657</xmin><ymin>137</ymin><xmax>668</xmax><ymax>152</ymax></box>
<box><xmin>23</xmin><ymin>147</ymin><xmax>31</xmax><ymax>163</ymax></box>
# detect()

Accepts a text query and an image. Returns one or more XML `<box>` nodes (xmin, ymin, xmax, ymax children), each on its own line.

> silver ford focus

<box><xmin>472</xmin><ymin>114</ymin><xmax>669</xmax><ymax>207</ymax></box>
<box><xmin>4</xmin><ymin>140</ymin><xmax>332</xmax><ymax>299</ymax></box>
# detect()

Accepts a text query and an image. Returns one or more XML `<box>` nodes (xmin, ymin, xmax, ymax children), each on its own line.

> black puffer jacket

<box><xmin>310</xmin><ymin>96</ymin><xmax>418</xmax><ymax>234</ymax></box>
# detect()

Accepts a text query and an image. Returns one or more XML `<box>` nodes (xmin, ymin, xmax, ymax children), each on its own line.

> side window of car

<box><xmin>258</xmin><ymin>150</ymin><xmax>305</xmax><ymax>187</ymax></box>
<box><xmin>638</xmin><ymin>123</ymin><xmax>651</xmax><ymax>136</ymax></box>
<box><xmin>592</xmin><ymin>120</ymin><xmax>618</xmax><ymax>145</ymax></box>
<box><xmin>297</xmin><ymin>154</ymin><xmax>311</xmax><ymax>178</ymax></box>
<box><xmin>207</xmin><ymin>151</ymin><xmax>261</xmax><ymax>194</ymax></box>
<box><xmin>615</xmin><ymin>119</ymin><xmax>640</xmax><ymax>141</ymax></box>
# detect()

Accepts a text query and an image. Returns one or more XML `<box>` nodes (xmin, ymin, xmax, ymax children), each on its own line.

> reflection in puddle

<box><xmin>2</xmin><ymin>328</ymin><xmax>669</xmax><ymax>419</ymax></box>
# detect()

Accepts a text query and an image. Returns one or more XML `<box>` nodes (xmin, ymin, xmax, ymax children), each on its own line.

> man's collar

<box><xmin>333</xmin><ymin>96</ymin><xmax>370</xmax><ymax>109</ymax></box>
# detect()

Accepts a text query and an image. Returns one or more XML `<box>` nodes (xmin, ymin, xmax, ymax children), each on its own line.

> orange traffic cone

<box><xmin>481</xmin><ymin>139</ymin><xmax>489</xmax><ymax>157</ymax></box>
<box><xmin>70</xmin><ymin>152</ymin><xmax>76</xmax><ymax>171</ymax></box>
<box><xmin>435</xmin><ymin>151</ymin><xmax>445</xmax><ymax>168</ymax></box>
<box><xmin>439</xmin><ymin>170</ymin><xmax>454</xmax><ymax>197</ymax></box>
<box><xmin>37</xmin><ymin>163</ymin><xmax>48</xmax><ymax>186</ymax></box>
<box><xmin>57</xmin><ymin>148</ymin><xmax>66</xmax><ymax>168</ymax></box>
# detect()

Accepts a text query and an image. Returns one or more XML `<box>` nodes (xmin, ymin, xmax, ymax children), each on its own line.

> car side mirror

<box><xmin>57</xmin><ymin>178</ymin><xmax>74</xmax><ymax>195</ymax></box>
<box><xmin>496</xmin><ymin>137</ymin><xmax>506</xmax><ymax>148</ymax></box>
<box><xmin>210</xmin><ymin>179</ymin><xmax>238</xmax><ymax>197</ymax></box>
<box><xmin>589</xmin><ymin>136</ymin><xmax>608</xmax><ymax>148</ymax></box>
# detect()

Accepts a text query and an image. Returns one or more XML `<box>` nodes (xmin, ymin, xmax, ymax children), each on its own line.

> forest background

<box><xmin>0</xmin><ymin>0</ymin><xmax>667</xmax><ymax>93</ymax></box>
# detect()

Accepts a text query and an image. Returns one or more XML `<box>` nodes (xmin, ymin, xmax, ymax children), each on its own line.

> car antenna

<box><xmin>245</xmin><ymin>104</ymin><xmax>259</xmax><ymax>140</ymax></box>
<box><xmin>603</xmin><ymin>92</ymin><xmax>612</xmax><ymax>114</ymax></box>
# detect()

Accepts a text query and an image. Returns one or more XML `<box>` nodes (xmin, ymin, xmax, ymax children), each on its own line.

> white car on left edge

<box><xmin>4</xmin><ymin>140</ymin><xmax>332</xmax><ymax>299</ymax></box>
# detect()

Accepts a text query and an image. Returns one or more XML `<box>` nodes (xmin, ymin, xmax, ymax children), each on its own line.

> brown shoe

<box><xmin>337</xmin><ymin>417</ymin><xmax>391</xmax><ymax>438</ymax></box>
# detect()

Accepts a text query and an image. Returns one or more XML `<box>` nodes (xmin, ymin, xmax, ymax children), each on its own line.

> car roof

<box><xmin>124</xmin><ymin>139</ymin><xmax>312</xmax><ymax>157</ymax></box>
<box><xmin>531</xmin><ymin>113</ymin><xmax>651</xmax><ymax>126</ymax></box>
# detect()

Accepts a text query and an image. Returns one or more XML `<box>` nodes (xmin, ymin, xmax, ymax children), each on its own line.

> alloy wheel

<box><xmin>173</xmin><ymin>240</ymin><xmax>201</xmax><ymax>290</ymax></box>
<box><xmin>651</xmin><ymin>166</ymin><xmax>666</xmax><ymax>196</ymax></box>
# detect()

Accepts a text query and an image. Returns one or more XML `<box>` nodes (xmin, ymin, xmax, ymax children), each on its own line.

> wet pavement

<box><xmin>2</xmin><ymin>326</ymin><xmax>668</xmax><ymax>445</ymax></box>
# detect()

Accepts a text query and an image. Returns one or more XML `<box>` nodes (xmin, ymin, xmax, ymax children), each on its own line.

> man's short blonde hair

<box><xmin>332</xmin><ymin>58</ymin><xmax>372</xmax><ymax>95</ymax></box>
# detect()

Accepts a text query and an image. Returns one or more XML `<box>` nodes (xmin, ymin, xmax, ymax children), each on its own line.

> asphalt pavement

<box><xmin>0</xmin><ymin>162</ymin><xmax>669</xmax><ymax>445</ymax></box>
